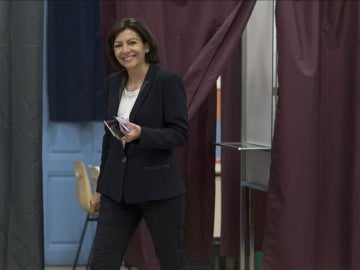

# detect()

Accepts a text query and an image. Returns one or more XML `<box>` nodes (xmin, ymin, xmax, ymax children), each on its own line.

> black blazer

<box><xmin>97</xmin><ymin>64</ymin><xmax>189</xmax><ymax>203</ymax></box>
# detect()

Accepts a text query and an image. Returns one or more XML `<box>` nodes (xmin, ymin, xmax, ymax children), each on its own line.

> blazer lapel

<box><xmin>126</xmin><ymin>64</ymin><xmax>158</xmax><ymax>156</ymax></box>
<box><xmin>129</xmin><ymin>64</ymin><xmax>158</xmax><ymax>122</ymax></box>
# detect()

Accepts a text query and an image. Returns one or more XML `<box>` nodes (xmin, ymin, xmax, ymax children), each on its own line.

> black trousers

<box><xmin>90</xmin><ymin>194</ymin><xmax>189</xmax><ymax>270</ymax></box>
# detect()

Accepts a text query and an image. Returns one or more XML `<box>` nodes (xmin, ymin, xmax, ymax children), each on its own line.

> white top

<box><xmin>117</xmin><ymin>88</ymin><xmax>140</xmax><ymax>119</ymax></box>
<box><xmin>117</xmin><ymin>88</ymin><xmax>140</xmax><ymax>147</ymax></box>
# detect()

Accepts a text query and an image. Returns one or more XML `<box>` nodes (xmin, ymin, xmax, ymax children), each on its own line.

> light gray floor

<box><xmin>45</xmin><ymin>268</ymin><xmax>86</xmax><ymax>270</ymax></box>
<box><xmin>45</xmin><ymin>267</ymin><xmax>129</xmax><ymax>270</ymax></box>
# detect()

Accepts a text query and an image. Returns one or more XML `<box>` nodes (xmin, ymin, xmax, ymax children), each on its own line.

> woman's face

<box><xmin>113</xmin><ymin>29</ymin><xmax>149</xmax><ymax>71</ymax></box>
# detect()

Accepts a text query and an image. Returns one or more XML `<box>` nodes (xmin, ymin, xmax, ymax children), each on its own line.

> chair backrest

<box><xmin>88</xmin><ymin>164</ymin><xmax>100</xmax><ymax>185</ymax></box>
<box><xmin>73</xmin><ymin>160</ymin><xmax>92</xmax><ymax>213</ymax></box>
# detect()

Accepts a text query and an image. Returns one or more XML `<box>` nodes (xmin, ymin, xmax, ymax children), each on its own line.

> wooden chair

<box><xmin>88</xmin><ymin>164</ymin><xmax>100</xmax><ymax>185</ymax></box>
<box><xmin>72</xmin><ymin>160</ymin><xmax>98</xmax><ymax>270</ymax></box>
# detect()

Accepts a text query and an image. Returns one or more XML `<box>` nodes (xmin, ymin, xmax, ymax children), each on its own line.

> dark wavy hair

<box><xmin>106</xmin><ymin>17</ymin><xmax>160</xmax><ymax>70</ymax></box>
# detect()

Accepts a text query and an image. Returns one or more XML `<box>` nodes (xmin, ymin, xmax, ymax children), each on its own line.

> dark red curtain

<box><xmin>100</xmin><ymin>1</ymin><xmax>255</xmax><ymax>267</ymax></box>
<box><xmin>263</xmin><ymin>1</ymin><xmax>360</xmax><ymax>270</ymax></box>
<box><xmin>220</xmin><ymin>45</ymin><xmax>242</xmax><ymax>256</ymax></box>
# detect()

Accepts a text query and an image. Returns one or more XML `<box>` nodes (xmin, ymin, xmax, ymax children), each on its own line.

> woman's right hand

<box><xmin>89</xmin><ymin>192</ymin><xmax>101</xmax><ymax>215</ymax></box>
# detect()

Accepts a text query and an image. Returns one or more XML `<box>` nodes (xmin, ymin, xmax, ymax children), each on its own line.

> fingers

<box><xmin>120</xmin><ymin>124</ymin><xmax>141</xmax><ymax>142</ymax></box>
<box><xmin>89</xmin><ymin>200</ymin><xmax>100</xmax><ymax>215</ymax></box>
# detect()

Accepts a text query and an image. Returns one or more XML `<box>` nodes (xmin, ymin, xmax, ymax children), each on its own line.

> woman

<box><xmin>90</xmin><ymin>17</ymin><xmax>190</xmax><ymax>270</ymax></box>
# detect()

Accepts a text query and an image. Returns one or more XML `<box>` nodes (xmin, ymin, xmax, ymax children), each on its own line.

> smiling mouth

<box><xmin>122</xmin><ymin>55</ymin><xmax>136</xmax><ymax>61</ymax></box>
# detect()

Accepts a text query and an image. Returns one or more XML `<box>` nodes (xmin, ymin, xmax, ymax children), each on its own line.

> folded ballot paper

<box><xmin>114</xmin><ymin>116</ymin><xmax>131</xmax><ymax>133</ymax></box>
<box><xmin>104</xmin><ymin>117</ymin><xmax>131</xmax><ymax>140</ymax></box>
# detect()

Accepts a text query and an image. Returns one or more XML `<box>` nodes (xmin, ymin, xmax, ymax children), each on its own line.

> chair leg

<box><xmin>73</xmin><ymin>214</ymin><xmax>90</xmax><ymax>270</ymax></box>
<box><xmin>86</xmin><ymin>236</ymin><xmax>95</xmax><ymax>270</ymax></box>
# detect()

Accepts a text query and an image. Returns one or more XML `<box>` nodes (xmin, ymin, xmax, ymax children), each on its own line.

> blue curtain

<box><xmin>47</xmin><ymin>0</ymin><xmax>106</xmax><ymax>121</ymax></box>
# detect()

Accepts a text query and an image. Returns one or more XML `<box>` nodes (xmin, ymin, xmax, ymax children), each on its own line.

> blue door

<box><xmin>42</xmin><ymin>91</ymin><xmax>103</xmax><ymax>265</ymax></box>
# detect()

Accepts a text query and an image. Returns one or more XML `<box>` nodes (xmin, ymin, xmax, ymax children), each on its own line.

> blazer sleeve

<box><xmin>137</xmin><ymin>72</ymin><xmax>189</xmax><ymax>149</ymax></box>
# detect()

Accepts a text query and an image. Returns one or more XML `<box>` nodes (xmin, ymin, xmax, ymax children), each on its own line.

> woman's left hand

<box><xmin>119</xmin><ymin>120</ymin><xmax>141</xmax><ymax>143</ymax></box>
